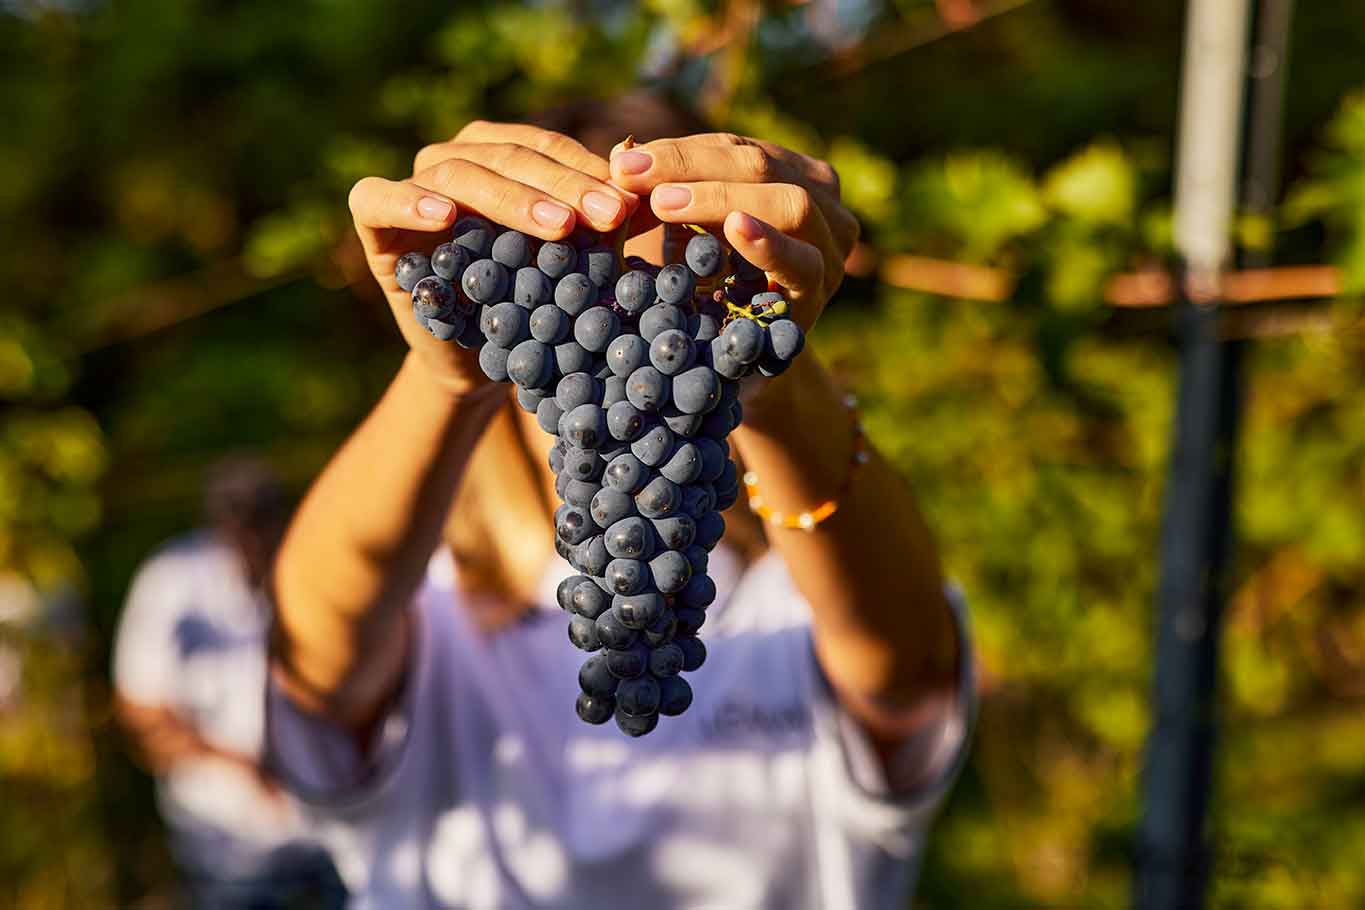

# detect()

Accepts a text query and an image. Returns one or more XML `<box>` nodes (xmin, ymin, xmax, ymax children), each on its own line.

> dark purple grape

<box><xmin>719</xmin><ymin>317</ymin><xmax>765</xmax><ymax>365</ymax></box>
<box><xmin>636</xmin><ymin>475</ymin><xmax>681</xmax><ymax>519</ymax></box>
<box><xmin>655</xmin><ymin>263</ymin><xmax>696</xmax><ymax>305</ymax></box>
<box><xmin>678</xmin><ymin>573</ymin><xmax>717</xmax><ymax>608</ymax></box>
<box><xmin>607</xmin><ymin>641</ymin><xmax>650</xmax><ymax>678</ymax></box>
<box><xmin>483</xmin><ymin>301</ymin><xmax>529</xmax><ymax>347</ymax></box>
<box><xmin>595</xmin><ymin>606</ymin><xmax>639</xmax><ymax>649</ymax></box>
<box><xmin>590</xmin><ymin>487</ymin><xmax>636</xmax><ymax>527</ymax></box>
<box><xmin>613</xmin><ymin>591</ymin><xmax>665</xmax><ymax>630</ymax></box>
<box><xmin>657</xmin><ymin>675</ymin><xmax>694</xmax><ymax>716</ymax></box>
<box><xmin>579</xmin><ymin>653</ymin><xmax>619</xmax><ymax>698</ymax></box>
<box><xmin>462</xmin><ymin>258</ymin><xmax>508</xmax><ymax>304</ymax></box>
<box><xmin>556</xmin><ymin>504</ymin><xmax>600</xmax><ymax>546</ymax></box>
<box><xmin>536</xmin><ymin>398</ymin><xmax>564</xmax><ymax>436</ymax></box>
<box><xmin>492</xmin><ymin>230</ymin><xmax>532</xmax><ymax>269</ymax></box>
<box><xmin>395</xmin><ymin>252</ymin><xmax>434</xmax><ymax>292</ymax></box>
<box><xmin>694</xmin><ymin>510</ymin><xmax>725</xmax><ymax>551</ymax></box>
<box><xmin>648</xmin><ymin>643</ymin><xmax>685</xmax><ymax>678</ymax></box>
<box><xmin>538</xmin><ymin>241</ymin><xmax>577</xmax><ymax>280</ymax></box>
<box><xmin>604</xmin><ymin>516</ymin><xmax>654</xmax><ymax>561</ymax></box>
<box><xmin>606</xmin><ymin>334</ymin><xmax>649</xmax><ymax>378</ymax></box>
<box><xmin>431</xmin><ymin>243</ymin><xmax>471</xmax><ymax>282</ymax></box>
<box><xmin>660</xmin><ymin>442</ymin><xmax>702</xmax><ymax>485</ymax></box>
<box><xmin>767</xmin><ymin>318</ymin><xmax>805</xmax><ymax>361</ymax></box>
<box><xmin>561</xmin><ymin>404</ymin><xmax>609</xmax><ymax>450</ymax></box>
<box><xmin>574</xmin><ymin>306</ymin><xmax>620</xmax><ymax>353</ymax></box>
<box><xmin>615</xmin><ymin>270</ymin><xmax>656</xmax><ymax>314</ymax></box>
<box><xmin>606</xmin><ymin>400</ymin><xmax>647</xmax><ymax>443</ymax></box>
<box><xmin>557</xmin><ymin>575</ymin><xmax>589</xmax><ymax>611</ymax></box>
<box><xmin>650</xmin><ymin>515</ymin><xmax>696</xmax><ymax>552</ymax></box>
<box><xmin>675</xmin><ymin>606</ymin><xmax>706</xmax><ymax>637</ymax></box>
<box><xmin>643</xmin><ymin>606</ymin><xmax>677</xmax><ymax>647</ymax></box>
<box><xmin>685</xmin><ymin>233</ymin><xmax>724</xmax><ymax>278</ymax></box>
<box><xmin>639</xmin><ymin>303</ymin><xmax>687</xmax><ymax>342</ymax></box>
<box><xmin>648</xmin><ymin>549</ymin><xmax>692</xmax><ymax>594</ymax></box>
<box><xmin>568</xmin><ymin>615</ymin><xmax>601</xmax><ymax>651</ymax></box>
<box><xmin>514</xmin><ymin>267</ymin><xmax>554</xmax><ymax>310</ymax></box>
<box><xmin>555</xmin><ymin>272</ymin><xmax>596</xmax><ymax>317</ymax></box>
<box><xmin>478</xmin><ymin>343</ymin><xmax>510</xmax><ymax>382</ymax></box>
<box><xmin>615</xmin><ymin>706</ymin><xmax>658</xmax><ymax>736</ymax></box>
<box><xmin>412</xmin><ymin>276</ymin><xmax>457</xmax><ymax>319</ymax></box>
<box><xmin>506</xmin><ymin>339</ymin><xmax>552</xmax><ymax>389</ymax></box>
<box><xmin>625</xmin><ymin>366</ymin><xmax>671</xmax><ymax>413</ymax></box>
<box><xmin>605</xmin><ymin>558</ymin><xmax>649</xmax><ymax>596</ymax></box>
<box><xmin>672</xmin><ymin>366</ymin><xmax>721</xmax><ymax>415</ymax></box>
<box><xmin>603</xmin><ymin>453</ymin><xmax>649</xmax><ymax>495</ymax></box>
<box><xmin>676</xmin><ymin>634</ymin><xmax>706</xmax><ymax>672</ymax></box>
<box><xmin>452</xmin><ymin>216</ymin><xmax>495</xmax><ymax>258</ymax></box>
<box><xmin>576</xmin><ymin>692</ymin><xmax>615</xmax><ymax>725</ymax></box>
<box><xmin>616</xmin><ymin>675</ymin><xmax>661</xmax><ymax>716</ymax></box>
<box><xmin>630</xmin><ymin>424</ymin><xmax>674</xmax><ymax>468</ymax></box>
<box><xmin>571</xmin><ymin>579</ymin><xmax>610</xmax><ymax>619</ymax></box>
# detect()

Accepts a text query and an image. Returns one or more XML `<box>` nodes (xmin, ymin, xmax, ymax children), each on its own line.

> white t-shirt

<box><xmin>113</xmin><ymin>531</ymin><xmax>313</xmax><ymax>876</ymax></box>
<box><xmin>267</xmin><ymin>546</ymin><xmax>975</xmax><ymax>909</ymax></box>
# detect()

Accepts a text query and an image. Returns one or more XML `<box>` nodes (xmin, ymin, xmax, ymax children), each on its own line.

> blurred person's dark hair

<box><xmin>203</xmin><ymin>455</ymin><xmax>288</xmax><ymax>588</ymax></box>
<box><xmin>527</xmin><ymin>90</ymin><xmax>711</xmax><ymax>158</ymax></box>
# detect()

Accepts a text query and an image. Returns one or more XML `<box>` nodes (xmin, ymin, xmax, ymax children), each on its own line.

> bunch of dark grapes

<box><xmin>396</xmin><ymin>218</ymin><xmax>805</xmax><ymax>736</ymax></box>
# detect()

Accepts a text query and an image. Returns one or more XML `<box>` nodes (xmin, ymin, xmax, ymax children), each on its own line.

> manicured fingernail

<box><xmin>653</xmin><ymin>185</ymin><xmax>691</xmax><ymax>211</ymax></box>
<box><xmin>532</xmin><ymin>200</ymin><xmax>573</xmax><ymax>229</ymax></box>
<box><xmin>582</xmin><ymin>191</ymin><xmax>623</xmax><ymax>224</ymax></box>
<box><xmin>614</xmin><ymin>150</ymin><xmax>652</xmax><ymax>175</ymax></box>
<box><xmin>732</xmin><ymin>212</ymin><xmax>765</xmax><ymax>242</ymax></box>
<box><xmin>418</xmin><ymin>196</ymin><xmax>453</xmax><ymax>221</ymax></box>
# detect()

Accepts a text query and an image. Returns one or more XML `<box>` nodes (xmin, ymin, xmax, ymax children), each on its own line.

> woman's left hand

<box><xmin>609</xmin><ymin>133</ymin><xmax>859</xmax><ymax>330</ymax></box>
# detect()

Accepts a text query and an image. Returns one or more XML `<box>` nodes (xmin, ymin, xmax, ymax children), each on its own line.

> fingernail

<box><xmin>532</xmin><ymin>200</ymin><xmax>573</xmax><ymax>229</ymax></box>
<box><xmin>582</xmin><ymin>191</ymin><xmax>623</xmax><ymax>224</ymax></box>
<box><xmin>732</xmin><ymin>212</ymin><xmax>765</xmax><ymax>242</ymax></box>
<box><xmin>614</xmin><ymin>150</ymin><xmax>652</xmax><ymax>175</ymax></box>
<box><xmin>418</xmin><ymin>196</ymin><xmax>453</xmax><ymax>221</ymax></box>
<box><xmin>653</xmin><ymin>185</ymin><xmax>691</xmax><ymax>211</ymax></box>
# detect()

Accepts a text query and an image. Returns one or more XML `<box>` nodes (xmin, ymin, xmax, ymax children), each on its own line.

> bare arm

<box><xmin>271</xmin><ymin>125</ymin><xmax>637</xmax><ymax>733</ymax></box>
<box><xmin>611</xmin><ymin>135</ymin><xmax>960</xmax><ymax>745</ymax></box>
<box><xmin>116</xmin><ymin>693</ymin><xmax>268</xmax><ymax>781</ymax></box>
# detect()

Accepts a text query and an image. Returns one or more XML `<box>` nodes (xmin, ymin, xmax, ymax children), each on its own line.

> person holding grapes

<box><xmin>266</xmin><ymin>98</ymin><xmax>975</xmax><ymax>908</ymax></box>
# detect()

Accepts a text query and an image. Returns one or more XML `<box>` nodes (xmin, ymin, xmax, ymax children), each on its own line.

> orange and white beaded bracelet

<box><xmin>742</xmin><ymin>393</ymin><xmax>869</xmax><ymax>532</ymax></box>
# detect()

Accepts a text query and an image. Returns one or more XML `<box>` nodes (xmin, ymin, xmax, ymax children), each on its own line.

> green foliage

<box><xmin>4</xmin><ymin>1</ymin><xmax>1365</xmax><ymax>907</ymax></box>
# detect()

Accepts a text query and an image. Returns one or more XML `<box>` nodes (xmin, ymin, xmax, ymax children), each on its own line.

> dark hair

<box><xmin>527</xmin><ymin>91</ymin><xmax>712</xmax><ymax>158</ymax></box>
<box><xmin>203</xmin><ymin>455</ymin><xmax>286</xmax><ymax>535</ymax></box>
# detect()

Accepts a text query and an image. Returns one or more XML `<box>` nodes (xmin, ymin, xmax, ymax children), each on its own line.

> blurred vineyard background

<box><xmin>4</xmin><ymin>0</ymin><xmax>1365</xmax><ymax>906</ymax></box>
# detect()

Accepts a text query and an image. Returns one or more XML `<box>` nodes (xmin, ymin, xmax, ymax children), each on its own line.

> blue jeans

<box><xmin>180</xmin><ymin>844</ymin><xmax>347</xmax><ymax>910</ymax></box>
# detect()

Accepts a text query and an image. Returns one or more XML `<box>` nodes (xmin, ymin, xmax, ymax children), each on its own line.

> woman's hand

<box><xmin>348</xmin><ymin>121</ymin><xmax>639</xmax><ymax>393</ymax></box>
<box><xmin>608</xmin><ymin>133</ymin><xmax>859</xmax><ymax>330</ymax></box>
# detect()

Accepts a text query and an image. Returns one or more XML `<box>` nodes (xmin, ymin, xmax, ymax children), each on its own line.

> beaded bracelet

<box><xmin>743</xmin><ymin>393</ymin><xmax>869</xmax><ymax>532</ymax></box>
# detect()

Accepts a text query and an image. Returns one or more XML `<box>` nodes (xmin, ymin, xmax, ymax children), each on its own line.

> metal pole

<box><xmin>1135</xmin><ymin>0</ymin><xmax>1253</xmax><ymax>907</ymax></box>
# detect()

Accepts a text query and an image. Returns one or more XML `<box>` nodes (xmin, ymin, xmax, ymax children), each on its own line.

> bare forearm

<box><xmin>731</xmin><ymin>355</ymin><xmax>958</xmax><ymax>714</ymax></box>
<box><xmin>273</xmin><ymin>354</ymin><xmax>504</xmax><ymax>718</ymax></box>
<box><xmin>117</xmin><ymin>696</ymin><xmax>255</xmax><ymax>776</ymax></box>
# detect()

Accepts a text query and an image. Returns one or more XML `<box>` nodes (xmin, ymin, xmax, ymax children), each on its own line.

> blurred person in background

<box><xmin>113</xmin><ymin>456</ymin><xmax>346</xmax><ymax>909</ymax></box>
<box><xmin>267</xmin><ymin>96</ymin><xmax>975</xmax><ymax>909</ymax></box>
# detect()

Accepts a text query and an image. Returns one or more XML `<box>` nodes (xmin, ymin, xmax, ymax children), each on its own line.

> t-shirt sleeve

<box><xmin>807</xmin><ymin>584</ymin><xmax>977</xmax><ymax>847</ymax></box>
<box><xmin>112</xmin><ymin>552</ymin><xmax>190</xmax><ymax>706</ymax></box>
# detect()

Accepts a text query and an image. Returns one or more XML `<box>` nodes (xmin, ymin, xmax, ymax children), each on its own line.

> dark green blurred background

<box><xmin>4</xmin><ymin>0</ymin><xmax>1365</xmax><ymax>906</ymax></box>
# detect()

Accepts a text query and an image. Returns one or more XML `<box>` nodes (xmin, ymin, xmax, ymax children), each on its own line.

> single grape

<box><xmin>694</xmin><ymin>511</ymin><xmax>725</xmax><ymax>551</ymax></box>
<box><xmin>538</xmin><ymin>241</ymin><xmax>577</xmax><ymax>279</ymax></box>
<box><xmin>568</xmin><ymin>615</ymin><xmax>602</xmax><ymax>651</ymax></box>
<box><xmin>578</xmin><ymin>653</ymin><xmax>619</xmax><ymax>698</ymax></box>
<box><xmin>655</xmin><ymin>263</ymin><xmax>696</xmax><ymax>305</ymax></box>
<box><xmin>561</xmin><ymin>403</ymin><xmax>609</xmax><ymax>450</ymax></box>
<box><xmin>395</xmin><ymin>252</ymin><xmax>434</xmax><ymax>292</ymax></box>
<box><xmin>767</xmin><ymin>318</ymin><xmax>805</xmax><ymax>362</ymax></box>
<box><xmin>562</xmin><ymin>478</ymin><xmax>600</xmax><ymax>509</ymax></box>
<box><xmin>657</xmin><ymin>675</ymin><xmax>694</xmax><ymax>716</ymax></box>
<box><xmin>452</xmin><ymin>216</ymin><xmax>495</xmax><ymax>258</ymax></box>
<box><xmin>615</xmin><ymin>706</ymin><xmax>658</xmax><ymax>737</ymax></box>
<box><xmin>424</xmin><ymin>315</ymin><xmax>463</xmax><ymax>341</ymax></box>
<box><xmin>613</xmin><ymin>592</ymin><xmax>665</xmax><ymax>631</ymax></box>
<box><xmin>478</xmin><ymin>344</ymin><xmax>510</xmax><ymax>382</ymax></box>
<box><xmin>517</xmin><ymin>385</ymin><xmax>548</xmax><ymax>413</ymax></box>
<box><xmin>557</xmin><ymin>575</ymin><xmax>589</xmax><ymax>611</ymax></box>
<box><xmin>617</xmin><ymin>675</ymin><xmax>661</xmax><ymax>717</ymax></box>
<box><xmin>583</xmin><ymin>245</ymin><xmax>618</xmax><ymax>289</ymax></box>
<box><xmin>679</xmin><ymin>573</ymin><xmax>717</xmax><ymax>609</ymax></box>
<box><xmin>638</xmin><ymin>303</ymin><xmax>688</xmax><ymax>343</ymax></box>
<box><xmin>483</xmin><ymin>301</ymin><xmax>530</xmax><ymax>348</ymax></box>
<box><xmin>590</xmin><ymin>487</ymin><xmax>636</xmax><ymax>528</ymax></box>
<box><xmin>709</xmin><ymin>345</ymin><xmax>748</xmax><ymax>382</ymax></box>
<box><xmin>682</xmin><ymin>544</ymin><xmax>709</xmax><ymax>576</ymax></box>
<box><xmin>625</xmin><ymin>366</ymin><xmax>671</xmax><ymax>413</ymax></box>
<box><xmin>648</xmin><ymin>643</ymin><xmax>685</xmax><ymax>679</ymax></box>
<box><xmin>714</xmin><ymin>485</ymin><xmax>739</xmax><ymax>512</ymax></box>
<box><xmin>700</xmin><ymin>400</ymin><xmax>739</xmax><ymax>437</ymax></box>
<box><xmin>659</xmin><ymin>442</ymin><xmax>702</xmax><ymax>485</ymax></box>
<box><xmin>614</xmin><ymin>270</ymin><xmax>656</xmax><ymax>314</ymax></box>
<box><xmin>491</xmin><ymin>230</ymin><xmax>532</xmax><ymax>269</ymax></box>
<box><xmin>606</xmin><ymin>400</ymin><xmax>647</xmax><ymax>443</ymax></box>
<box><xmin>554</xmin><ymin>340</ymin><xmax>592</xmax><ymax>376</ymax></box>
<box><xmin>513</xmin><ymin>267</ymin><xmax>554</xmax><ymax>310</ymax></box>
<box><xmin>675</xmin><ymin>606</ymin><xmax>706</xmax><ymax>637</ymax></box>
<box><xmin>571</xmin><ymin>579</ymin><xmax>610</xmax><ymax>619</ymax></box>
<box><xmin>685</xmin><ymin>233</ymin><xmax>724</xmax><ymax>278</ymax></box>
<box><xmin>756</xmin><ymin>354</ymin><xmax>792</xmax><ymax>378</ymax></box>
<box><xmin>688</xmin><ymin>313</ymin><xmax>722</xmax><ymax>344</ymax></box>
<box><xmin>507</xmin><ymin>339</ymin><xmax>553</xmax><ymax>389</ymax></box>
<box><xmin>548</xmin><ymin>440</ymin><xmax>567</xmax><ymax>474</ymax></box>
<box><xmin>528</xmin><ymin>304</ymin><xmax>570</xmax><ymax>345</ymax></box>
<box><xmin>536</xmin><ymin>398</ymin><xmax>564</xmax><ymax>436</ymax></box>
<box><xmin>676</xmin><ymin>635</ymin><xmax>706</xmax><ymax>672</ymax></box>
<box><xmin>679</xmin><ymin>485</ymin><xmax>715</xmax><ymax>521</ymax></box>
<box><xmin>462</xmin><ymin>258</ymin><xmax>508</xmax><ymax>305</ymax></box>
<box><xmin>576</xmin><ymin>692</ymin><xmax>615</xmax><ymax>725</ymax></box>
<box><xmin>694</xmin><ymin>438</ymin><xmax>727</xmax><ymax>484</ymax></box>
<box><xmin>412</xmin><ymin>276</ymin><xmax>457</xmax><ymax>320</ymax></box>
<box><xmin>630</xmin><ymin>424</ymin><xmax>675</xmax><ymax>468</ymax></box>
<box><xmin>606</xmin><ymin>334</ymin><xmax>649</xmax><ymax>378</ymax></box>
<box><xmin>604</xmin><ymin>516</ymin><xmax>654</xmax><ymax>561</ymax></box>
<box><xmin>602</xmin><ymin>375</ymin><xmax>628</xmax><ymax>407</ymax></box>
<box><xmin>714</xmin><ymin>460</ymin><xmax>738</xmax><ymax>497</ymax></box>
<box><xmin>606</xmin><ymin>641</ymin><xmax>650</xmax><ymax>679</ymax></box>
<box><xmin>719</xmin><ymin>318</ymin><xmax>765</xmax><ymax>365</ymax></box>
<box><xmin>555</xmin><ymin>372</ymin><xmax>601</xmax><ymax>411</ymax></box>
<box><xmin>604</xmin><ymin>558</ymin><xmax>649</xmax><ymax>596</ymax></box>
<box><xmin>636</xmin><ymin>475</ymin><xmax>681</xmax><ymax>520</ymax></box>
<box><xmin>556</xmin><ymin>505</ymin><xmax>600</xmax><ymax>546</ymax></box>
<box><xmin>671</xmin><ymin>366</ymin><xmax>722</xmax><ymax>415</ymax></box>
<box><xmin>649</xmin><ymin>329</ymin><xmax>697</xmax><ymax>376</ymax></box>
<box><xmin>555</xmin><ymin>272</ymin><xmax>596</xmax><ymax>317</ymax></box>
<box><xmin>650</xmin><ymin>515</ymin><xmax>696</xmax><ymax>552</ymax></box>
<box><xmin>574</xmin><ymin>306</ymin><xmax>620</xmax><ymax>353</ymax></box>
<box><xmin>562</xmin><ymin>447</ymin><xmax>603</xmax><ymax>483</ymax></box>
<box><xmin>648</xmin><ymin>549</ymin><xmax>692</xmax><ymax>594</ymax></box>
<box><xmin>595</xmin><ymin>606</ymin><xmax>639</xmax><ymax>649</ymax></box>
<box><xmin>603</xmin><ymin>452</ymin><xmax>649</xmax><ymax>495</ymax></box>
<box><xmin>430</xmin><ymin>243</ymin><xmax>471</xmax><ymax>282</ymax></box>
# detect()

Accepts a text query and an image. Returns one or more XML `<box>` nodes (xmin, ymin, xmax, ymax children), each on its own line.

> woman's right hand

<box><xmin>347</xmin><ymin>121</ymin><xmax>639</xmax><ymax>393</ymax></box>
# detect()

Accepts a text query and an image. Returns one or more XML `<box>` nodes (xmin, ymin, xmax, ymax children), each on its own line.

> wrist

<box><xmin>400</xmin><ymin>352</ymin><xmax>504</xmax><ymax>407</ymax></box>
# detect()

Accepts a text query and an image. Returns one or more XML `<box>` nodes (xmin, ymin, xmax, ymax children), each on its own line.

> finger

<box><xmin>411</xmin><ymin>141</ymin><xmax>635</xmax><ymax>232</ymax></box>
<box><xmin>453</xmin><ymin>120</ymin><xmax>612</xmax><ymax>180</ymax></box>
<box><xmin>648</xmin><ymin>181</ymin><xmax>843</xmax><ymax>297</ymax></box>
<box><xmin>722</xmin><ymin>211</ymin><xmax>826</xmax><ymax>324</ymax></box>
<box><xmin>348</xmin><ymin>176</ymin><xmax>458</xmax><ymax>258</ymax></box>
<box><xmin>413</xmin><ymin>158</ymin><xmax>578</xmax><ymax>241</ymax></box>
